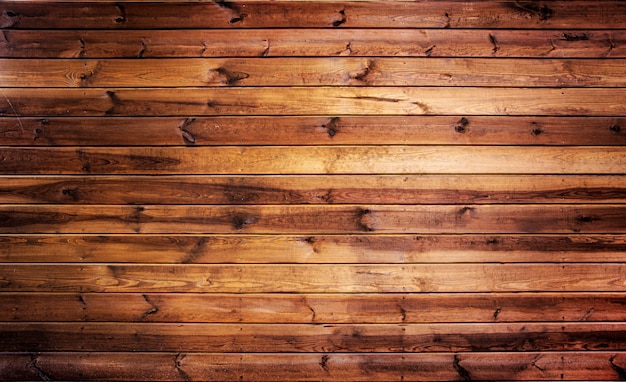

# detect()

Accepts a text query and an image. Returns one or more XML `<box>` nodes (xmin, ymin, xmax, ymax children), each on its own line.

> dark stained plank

<box><xmin>2</xmin><ymin>116</ymin><xmax>625</xmax><ymax>146</ymax></box>
<box><xmin>1</xmin><ymin>205</ymin><xmax>625</xmax><ymax>234</ymax></box>
<box><xmin>3</xmin><ymin>87</ymin><xmax>626</xmax><ymax>117</ymax></box>
<box><xmin>2</xmin><ymin>234</ymin><xmax>626</xmax><ymax>264</ymax></box>
<box><xmin>1</xmin><ymin>264</ymin><xmax>626</xmax><ymax>293</ymax></box>
<box><xmin>3</xmin><ymin>352</ymin><xmax>626</xmax><ymax>381</ymax></box>
<box><xmin>1</xmin><ymin>292</ymin><xmax>625</xmax><ymax>323</ymax></box>
<box><xmin>2</xmin><ymin>1</ymin><xmax>626</xmax><ymax>29</ymax></box>
<box><xmin>1</xmin><ymin>29</ymin><xmax>623</xmax><ymax>58</ymax></box>
<box><xmin>2</xmin><ymin>175</ymin><xmax>626</xmax><ymax>205</ymax></box>
<box><xmin>2</xmin><ymin>147</ymin><xmax>625</xmax><ymax>175</ymax></box>
<box><xmin>4</xmin><ymin>58</ymin><xmax>626</xmax><ymax>88</ymax></box>
<box><xmin>1</xmin><ymin>322</ymin><xmax>625</xmax><ymax>352</ymax></box>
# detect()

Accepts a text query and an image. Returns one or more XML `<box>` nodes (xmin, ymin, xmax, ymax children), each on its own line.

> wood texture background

<box><xmin>1</xmin><ymin>1</ymin><xmax>626</xmax><ymax>380</ymax></box>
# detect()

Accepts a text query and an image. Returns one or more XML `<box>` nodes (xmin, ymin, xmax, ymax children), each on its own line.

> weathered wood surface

<box><xmin>2</xmin><ymin>147</ymin><xmax>625</xmax><ymax>174</ymax></box>
<box><xmin>1</xmin><ymin>205</ymin><xmax>625</xmax><ymax>234</ymax></box>
<box><xmin>2</xmin><ymin>175</ymin><xmax>626</xmax><ymax>204</ymax></box>
<box><xmin>2</xmin><ymin>234</ymin><xmax>625</xmax><ymax>263</ymax></box>
<box><xmin>1</xmin><ymin>322</ymin><xmax>625</xmax><ymax>352</ymax></box>
<box><xmin>2</xmin><ymin>264</ymin><xmax>626</xmax><ymax>293</ymax></box>
<box><xmin>3</xmin><ymin>1</ymin><xmax>626</xmax><ymax>29</ymax></box>
<box><xmin>2</xmin><ymin>352</ymin><xmax>626</xmax><ymax>381</ymax></box>
<box><xmin>2</xmin><ymin>116</ymin><xmax>625</xmax><ymax>146</ymax></box>
<box><xmin>2</xmin><ymin>292</ymin><xmax>625</xmax><ymax>323</ymax></box>
<box><xmin>2</xmin><ymin>29</ymin><xmax>624</xmax><ymax>58</ymax></box>
<box><xmin>5</xmin><ymin>58</ymin><xmax>626</xmax><ymax>88</ymax></box>
<box><xmin>2</xmin><ymin>87</ymin><xmax>626</xmax><ymax>116</ymax></box>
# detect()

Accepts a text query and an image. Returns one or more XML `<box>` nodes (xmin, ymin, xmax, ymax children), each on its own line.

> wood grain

<box><xmin>2</xmin><ymin>116</ymin><xmax>625</xmax><ymax>146</ymax></box>
<box><xmin>2</xmin><ymin>147</ymin><xmax>625</xmax><ymax>175</ymax></box>
<box><xmin>1</xmin><ymin>204</ymin><xmax>625</xmax><ymax>234</ymax></box>
<box><xmin>1</xmin><ymin>322</ymin><xmax>625</xmax><ymax>352</ymax></box>
<box><xmin>2</xmin><ymin>29</ymin><xmax>623</xmax><ymax>58</ymax></box>
<box><xmin>1</xmin><ymin>292</ymin><xmax>624</xmax><ymax>323</ymax></box>
<box><xmin>1</xmin><ymin>264</ymin><xmax>625</xmax><ymax>293</ymax></box>
<box><xmin>1</xmin><ymin>175</ymin><xmax>625</xmax><ymax>205</ymax></box>
<box><xmin>2</xmin><ymin>234</ymin><xmax>625</xmax><ymax>264</ymax></box>
<box><xmin>4</xmin><ymin>58</ymin><xmax>626</xmax><ymax>88</ymax></box>
<box><xmin>3</xmin><ymin>1</ymin><xmax>626</xmax><ymax>29</ymax></box>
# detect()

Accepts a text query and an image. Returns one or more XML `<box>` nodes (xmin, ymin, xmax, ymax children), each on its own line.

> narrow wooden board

<box><xmin>1</xmin><ymin>263</ymin><xmax>625</xmax><ymax>293</ymax></box>
<box><xmin>1</xmin><ymin>204</ymin><xmax>625</xmax><ymax>234</ymax></box>
<box><xmin>2</xmin><ymin>147</ymin><xmax>625</xmax><ymax>175</ymax></box>
<box><xmin>1</xmin><ymin>322</ymin><xmax>625</xmax><ymax>352</ymax></box>
<box><xmin>2</xmin><ymin>234</ymin><xmax>625</xmax><ymax>263</ymax></box>
<box><xmin>4</xmin><ymin>58</ymin><xmax>626</xmax><ymax>88</ymax></box>
<box><xmin>1</xmin><ymin>292</ymin><xmax>624</xmax><ymax>323</ymax></box>
<box><xmin>2</xmin><ymin>352</ymin><xmax>626</xmax><ymax>381</ymax></box>
<box><xmin>1</xmin><ymin>29</ymin><xmax>623</xmax><ymax>58</ymax></box>
<box><xmin>2</xmin><ymin>175</ymin><xmax>626</xmax><ymax>205</ymax></box>
<box><xmin>2</xmin><ymin>116</ymin><xmax>625</xmax><ymax>146</ymax></box>
<box><xmin>3</xmin><ymin>1</ymin><xmax>626</xmax><ymax>29</ymax></box>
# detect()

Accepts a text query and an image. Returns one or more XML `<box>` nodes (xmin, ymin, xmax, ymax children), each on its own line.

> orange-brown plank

<box><xmin>1</xmin><ymin>264</ymin><xmax>625</xmax><ymax>293</ymax></box>
<box><xmin>2</xmin><ymin>116</ymin><xmax>625</xmax><ymax>146</ymax></box>
<box><xmin>0</xmin><ymin>322</ymin><xmax>625</xmax><ymax>352</ymax></box>
<box><xmin>2</xmin><ymin>1</ymin><xmax>626</xmax><ymax>29</ymax></box>
<box><xmin>2</xmin><ymin>175</ymin><xmax>626</xmax><ymax>205</ymax></box>
<box><xmin>3</xmin><ymin>87</ymin><xmax>626</xmax><ymax>117</ymax></box>
<box><xmin>4</xmin><ymin>58</ymin><xmax>626</xmax><ymax>88</ymax></box>
<box><xmin>1</xmin><ymin>29</ymin><xmax>623</xmax><ymax>58</ymax></box>
<box><xmin>2</xmin><ymin>352</ymin><xmax>626</xmax><ymax>381</ymax></box>
<box><xmin>1</xmin><ymin>292</ymin><xmax>624</xmax><ymax>323</ymax></box>
<box><xmin>1</xmin><ymin>205</ymin><xmax>625</xmax><ymax>234</ymax></box>
<box><xmin>2</xmin><ymin>147</ymin><xmax>625</xmax><ymax>175</ymax></box>
<box><xmin>1</xmin><ymin>234</ymin><xmax>625</xmax><ymax>264</ymax></box>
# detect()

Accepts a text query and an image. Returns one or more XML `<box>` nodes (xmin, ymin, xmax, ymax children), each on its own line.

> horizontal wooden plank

<box><xmin>1</xmin><ymin>322</ymin><xmax>625</xmax><ymax>352</ymax></box>
<box><xmin>1</xmin><ymin>29</ymin><xmax>623</xmax><ymax>58</ymax></box>
<box><xmin>2</xmin><ymin>116</ymin><xmax>626</xmax><ymax>146</ymax></box>
<box><xmin>3</xmin><ymin>87</ymin><xmax>626</xmax><ymax>117</ymax></box>
<box><xmin>1</xmin><ymin>205</ymin><xmax>625</xmax><ymax>234</ymax></box>
<box><xmin>2</xmin><ymin>234</ymin><xmax>626</xmax><ymax>264</ymax></box>
<box><xmin>2</xmin><ymin>352</ymin><xmax>626</xmax><ymax>381</ymax></box>
<box><xmin>1</xmin><ymin>264</ymin><xmax>625</xmax><ymax>293</ymax></box>
<box><xmin>4</xmin><ymin>58</ymin><xmax>626</xmax><ymax>88</ymax></box>
<box><xmin>3</xmin><ymin>1</ymin><xmax>626</xmax><ymax>29</ymax></box>
<box><xmin>1</xmin><ymin>292</ymin><xmax>624</xmax><ymax>323</ymax></box>
<box><xmin>2</xmin><ymin>147</ymin><xmax>625</xmax><ymax>175</ymax></box>
<box><xmin>2</xmin><ymin>175</ymin><xmax>626</xmax><ymax>205</ymax></box>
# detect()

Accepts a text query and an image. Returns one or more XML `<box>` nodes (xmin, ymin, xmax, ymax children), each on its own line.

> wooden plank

<box><xmin>2</xmin><ymin>147</ymin><xmax>625</xmax><ymax>175</ymax></box>
<box><xmin>1</xmin><ymin>264</ymin><xmax>625</xmax><ymax>293</ymax></box>
<box><xmin>3</xmin><ymin>1</ymin><xmax>626</xmax><ymax>29</ymax></box>
<box><xmin>3</xmin><ymin>87</ymin><xmax>626</xmax><ymax>117</ymax></box>
<box><xmin>1</xmin><ymin>205</ymin><xmax>625</xmax><ymax>234</ymax></box>
<box><xmin>2</xmin><ymin>175</ymin><xmax>626</xmax><ymax>205</ymax></box>
<box><xmin>1</xmin><ymin>292</ymin><xmax>625</xmax><ymax>323</ymax></box>
<box><xmin>2</xmin><ymin>116</ymin><xmax>626</xmax><ymax>146</ymax></box>
<box><xmin>2</xmin><ymin>352</ymin><xmax>626</xmax><ymax>381</ymax></box>
<box><xmin>1</xmin><ymin>29</ymin><xmax>623</xmax><ymax>58</ymax></box>
<box><xmin>1</xmin><ymin>322</ymin><xmax>625</xmax><ymax>352</ymax></box>
<box><xmin>4</xmin><ymin>58</ymin><xmax>626</xmax><ymax>88</ymax></box>
<box><xmin>2</xmin><ymin>234</ymin><xmax>626</xmax><ymax>264</ymax></box>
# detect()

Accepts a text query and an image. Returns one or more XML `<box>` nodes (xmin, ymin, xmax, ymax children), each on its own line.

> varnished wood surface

<box><xmin>2</xmin><ymin>1</ymin><xmax>625</xmax><ymax>380</ymax></box>
<box><xmin>2</xmin><ymin>175</ymin><xmax>626</xmax><ymax>204</ymax></box>
<box><xmin>4</xmin><ymin>58</ymin><xmax>626</xmax><ymax>88</ymax></box>
<box><xmin>2</xmin><ymin>29</ymin><xmax>624</xmax><ymax>58</ymax></box>
<box><xmin>2</xmin><ymin>116</ymin><xmax>625</xmax><ymax>146</ymax></box>
<box><xmin>2</xmin><ymin>352</ymin><xmax>626</xmax><ymax>381</ymax></box>
<box><xmin>2</xmin><ymin>234</ymin><xmax>625</xmax><ymax>263</ymax></box>
<box><xmin>3</xmin><ymin>1</ymin><xmax>626</xmax><ymax>29</ymax></box>
<box><xmin>2</xmin><ymin>292</ymin><xmax>625</xmax><ymax>323</ymax></box>
<box><xmin>2</xmin><ymin>147</ymin><xmax>625</xmax><ymax>174</ymax></box>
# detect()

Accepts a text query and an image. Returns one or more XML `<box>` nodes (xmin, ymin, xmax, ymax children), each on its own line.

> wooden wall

<box><xmin>1</xmin><ymin>1</ymin><xmax>626</xmax><ymax>380</ymax></box>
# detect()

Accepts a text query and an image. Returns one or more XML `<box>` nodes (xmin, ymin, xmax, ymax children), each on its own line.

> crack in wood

<box><xmin>489</xmin><ymin>34</ymin><xmax>499</xmax><ymax>54</ymax></box>
<box><xmin>140</xmin><ymin>294</ymin><xmax>159</xmax><ymax>320</ymax></box>
<box><xmin>332</xmin><ymin>9</ymin><xmax>346</xmax><ymax>27</ymax></box>
<box><xmin>260</xmin><ymin>39</ymin><xmax>270</xmax><ymax>57</ymax></box>
<box><xmin>115</xmin><ymin>2</ymin><xmax>127</xmax><ymax>24</ymax></box>
<box><xmin>561</xmin><ymin>33</ymin><xmax>589</xmax><ymax>41</ymax></box>
<box><xmin>28</xmin><ymin>354</ymin><xmax>51</xmax><ymax>381</ymax></box>
<box><xmin>424</xmin><ymin>45</ymin><xmax>436</xmax><ymax>56</ymax></box>
<box><xmin>512</xmin><ymin>1</ymin><xmax>554</xmax><ymax>21</ymax></box>
<box><xmin>443</xmin><ymin>12</ymin><xmax>451</xmax><ymax>28</ymax></box>
<box><xmin>78</xmin><ymin>37</ymin><xmax>86</xmax><ymax>58</ymax></box>
<box><xmin>177</xmin><ymin>117</ymin><xmax>197</xmax><ymax>145</ymax></box>
<box><xmin>611</xmin><ymin>355</ymin><xmax>626</xmax><ymax>380</ymax></box>
<box><xmin>356</xmin><ymin>208</ymin><xmax>374</xmax><ymax>232</ymax></box>
<box><xmin>213</xmin><ymin>67</ymin><xmax>250</xmax><ymax>85</ymax></box>
<box><xmin>137</xmin><ymin>41</ymin><xmax>146</xmax><ymax>58</ymax></box>
<box><xmin>453</xmin><ymin>355</ymin><xmax>471</xmax><ymax>381</ymax></box>
<box><xmin>174</xmin><ymin>353</ymin><xmax>192</xmax><ymax>382</ymax></box>
<box><xmin>454</xmin><ymin>117</ymin><xmax>469</xmax><ymax>133</ymax></box>
<box><xmin>232</xmin><ymin>214</ymin><xmax>259</xmax><ymax>231</ymax></box>
<box><xmin>322</xmin><ymin>116</ymin><xmax>340</xmax><ymax>138</ymax></box>
<box><xmin>319</xmin><ymin>354</ymin><xmax>330</xmax><ymax>371</ymax></box>
<box><xmin>181</xmin><ymin>237</ymin><xmax>208</xmax><ymax>264</ymax></box>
